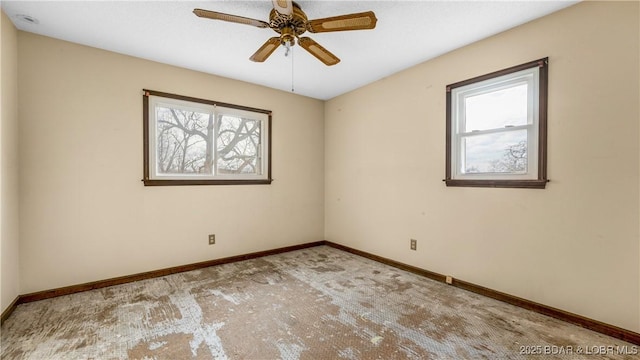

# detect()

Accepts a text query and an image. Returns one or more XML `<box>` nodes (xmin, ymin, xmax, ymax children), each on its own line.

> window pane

<box><xmin>155</xmin><ymin>106</ymin><xmax>212</xmax><ymax>175</ymax></box>
<box><xmin>217</xmin><ymin>115</ymin><xmax>261</xmax><ymax>175</ymax></box>
<box><xmin>144</xmin><ymin>91</ymin><xmax>272</xmax><ymax>185</ymax></box>
<box><xmin>465</xmin><ymin>83</ymin><xmax>528</xmax><ymax>132</ymax></box>
<box><xmin>463</xmin><ymin>130</ymin><xmax>527</xmax><ymax>174</ymax></box>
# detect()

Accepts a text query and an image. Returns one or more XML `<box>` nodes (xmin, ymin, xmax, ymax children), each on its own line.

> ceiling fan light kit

<box><xmin>194</xmin><ymin>0</ymin><xmax>377</xmax><ymax>66</ymax></box>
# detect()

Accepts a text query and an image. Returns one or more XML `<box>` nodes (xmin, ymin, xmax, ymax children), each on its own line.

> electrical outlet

<box><xmin>446</xmin><ymin>276</ymin><xmax>453</xmax><ymax>285</ymax></box>
<box><xmin>208</xmin><ymin>234</ymin><xmax>215</xmax><ymax>245</ymax></box>
<box><xmin>410</xmin><ymin>239</ymin><xmax>417</xmax><ymax>251</ymax></box>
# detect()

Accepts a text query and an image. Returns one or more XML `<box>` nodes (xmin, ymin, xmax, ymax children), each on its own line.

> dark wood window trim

<box><xmin>445</xmin><ymin>58</ymin><xmax>548</xmax><ymax>189</ymax></box>
<box><xmin>143</xmin><ymin>89</ymin><xmax>272</xmax><ymax>186</ymax></box>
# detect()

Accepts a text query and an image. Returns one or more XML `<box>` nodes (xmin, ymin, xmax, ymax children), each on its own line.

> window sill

<box><xmin>444</xmin><ymin>179</ymin><xmax>548</xmax><ymax>189</ymax></box>
<box><xmin>143</xmin><ymin>179</ymin><xmax>273</xmax><ymax>186</ymax></box>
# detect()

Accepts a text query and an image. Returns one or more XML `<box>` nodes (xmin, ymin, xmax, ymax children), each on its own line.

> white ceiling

<box><xmin>2</xmin><ymin>0</ymin><xmax>578</xmax><ymax>100</ymax></box>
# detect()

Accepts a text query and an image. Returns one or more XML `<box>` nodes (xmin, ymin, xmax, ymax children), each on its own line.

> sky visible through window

<box><xmin>462</xmin><ymin>84</ymin><xmax>529</xmax><ymax>173</ymax></box>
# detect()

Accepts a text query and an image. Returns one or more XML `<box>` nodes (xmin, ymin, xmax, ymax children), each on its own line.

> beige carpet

<box><xmin>1</xmin><ymin>246</ymin><xmax>636</xmax><ymax>359</ymax></box>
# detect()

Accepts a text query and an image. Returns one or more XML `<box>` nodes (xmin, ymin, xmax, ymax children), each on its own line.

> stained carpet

<box><xmin>1</xmin><ymin>246</ymin><xmax>636</xmax><ymax>359</ymax></box>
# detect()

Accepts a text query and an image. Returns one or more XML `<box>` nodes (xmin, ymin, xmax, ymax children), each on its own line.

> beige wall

<box><xmin>1</xmin><ymin>10</ymin><xmax>20</xmax><ymax>314</ymax></box>
<box><xmin>17</xmin><ymin>32</ymin><xmax>325</xmax><ymax>293</ymax></box>
<box><xmin>325</xmin><ymin>1</ymin><xmax>639</xmax><ymax>332</ymax></box>
<box><xmin>7</xmin><ymin>0</ymin><xmax>640</xmax><ymax>334</ymax></box>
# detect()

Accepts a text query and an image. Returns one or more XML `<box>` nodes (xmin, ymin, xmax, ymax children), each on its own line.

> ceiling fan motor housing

<box><xmin>270</xmin><ymin>2</ymin><xmax>307</xmax><ymax>38</ymax></box>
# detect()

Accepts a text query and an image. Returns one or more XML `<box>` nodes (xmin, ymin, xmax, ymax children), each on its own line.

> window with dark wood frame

<box><xmin>445</xmin><ymin>58</ymin><xmax>548</xmax><ymax>189</ymax></box>
<box><xmin>143</xmin><ymin>89</ymin><xmax>272</xmax><ymax>186</ymax></box>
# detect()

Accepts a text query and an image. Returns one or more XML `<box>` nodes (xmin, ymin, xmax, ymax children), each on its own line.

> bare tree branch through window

<box><xmin>143</xmin><ymin>90</ymin><xmax>271</xmax><ymax>185</ymax></box>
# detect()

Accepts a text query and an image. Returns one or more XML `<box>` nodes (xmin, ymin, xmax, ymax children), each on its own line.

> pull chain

<box><xmin>291</xmin><ymin>45</ymin><xmax>295</xmax><ymax>92</ymax></box>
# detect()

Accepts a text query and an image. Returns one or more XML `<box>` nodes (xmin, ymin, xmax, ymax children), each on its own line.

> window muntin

<box><xmin>445</xmin><ymin>58</ymin><xmax>548</xmax><ymax>189</ymax></box>
<box><xmin>143</xmin><ymin>90</ymin><xmax>271</xmax><ymax>186</ymax></box>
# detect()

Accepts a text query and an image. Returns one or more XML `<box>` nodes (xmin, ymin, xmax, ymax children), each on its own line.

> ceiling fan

<box><xmin>193</xmin><ymin>0</ymin><xmax>377</xmax><ymax>66</ymax></box>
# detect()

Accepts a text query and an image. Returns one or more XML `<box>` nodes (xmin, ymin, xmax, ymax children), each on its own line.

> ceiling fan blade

<box><xmin>298</xmin><ymin>37</ymin><xmax>340</xmax><ymax>66</ymax></box>
<box><xmin>307</xmin><ymin>11</ymin><xmax>377</xmax><ymax>33</ymax></box>
<box><xmin>193</xmin><ymin>8</ymin><xmax>269</xmax><ymax>28</ymax></box>
<box><xmin>271</xmin><ymin>0</ymin><xmax>293</xmax><ymax>15</ymax></box>
<box><xmin>250</xmin><ymin>37</ymin><xmax>281</xmax><ymax>62</ymax></box>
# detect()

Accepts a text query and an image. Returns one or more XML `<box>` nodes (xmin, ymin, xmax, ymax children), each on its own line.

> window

<box><xmin>445</xmin><ymin>58</ymin><xmax>548</xmax><ymax>189</ymax></box>
<box><xmin>143</xmin><ymin>90</ymin><xmax>272</xmax><ymax>186</ymax></box>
